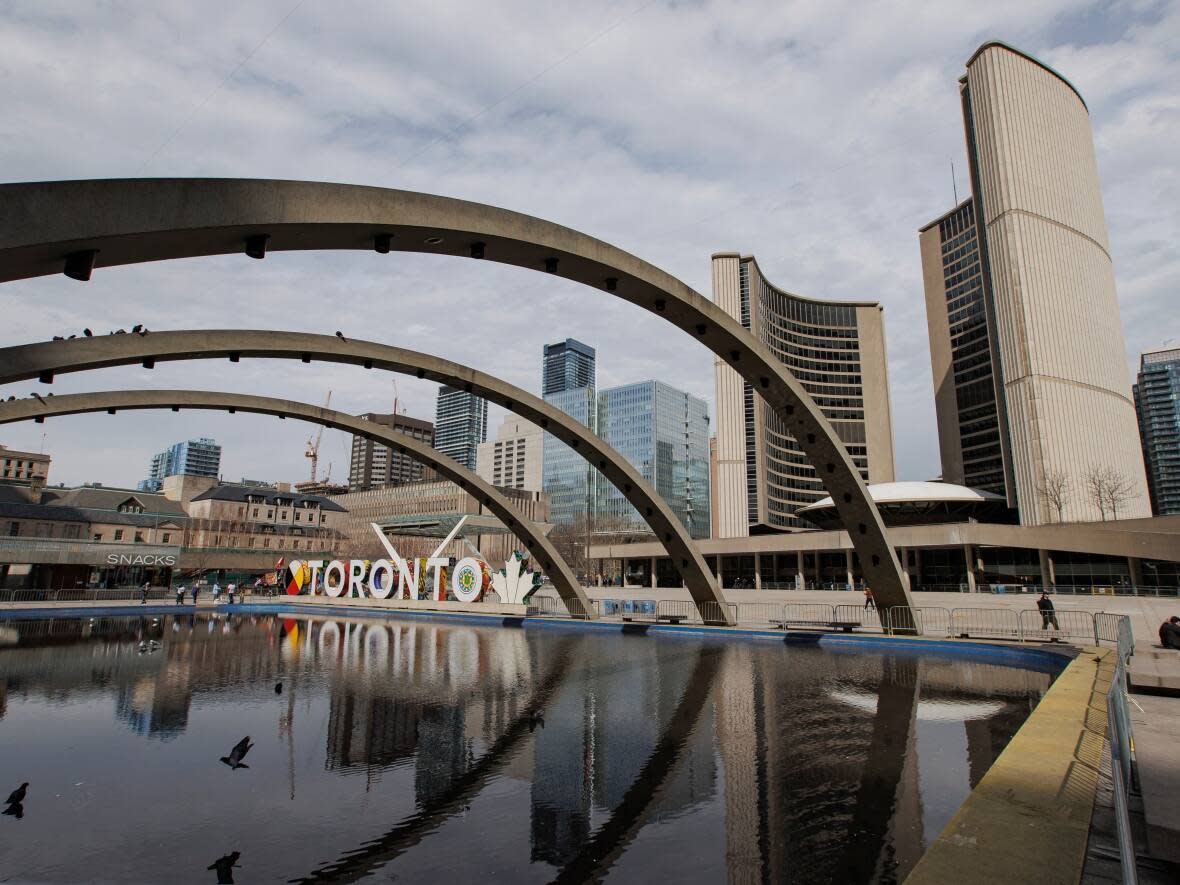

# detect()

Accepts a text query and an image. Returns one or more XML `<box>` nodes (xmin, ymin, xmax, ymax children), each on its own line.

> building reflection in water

<box><xmin>0</xmin><ymin>613</ymin><xmax>1053</xmax><ymax>883</ymax></box>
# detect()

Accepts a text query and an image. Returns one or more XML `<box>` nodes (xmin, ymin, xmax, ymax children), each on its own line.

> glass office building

<box><xmin>1134</xmin><ymin>348</ymin><xmax>1180</xmax><ymax>515</ymax></box>
<box><xmin>138</xmin><ymin>438</ymin><xmax>221</xmax><ymax>492</ymax></box>
<box><xmin>542</xmin><ymin>339</ymin><xmax>596</xmax><ymax>397</ymax></box>
<box><xmin>542</xmin><ymin>339</ymin><xmax>598</xmax><ymax>527</ymax></box>
<box><xmin>434</xmin><ymin>386</ymin><xmax>487</xmax><ymax>471</ymax></box>
<box><xmin>597</xmin><ymin>381</ymin><xmax>711</xmax><ymax>538</ymax></box>
<box><xmin>543</xmin><ymin>387</ymin><xmax>597</xmax><ymax>526</ymax></box>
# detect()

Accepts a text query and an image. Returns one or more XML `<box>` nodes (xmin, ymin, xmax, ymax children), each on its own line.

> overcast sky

<box><xmin>1</xmin><ymin>0</ymin><xmax>1176</xmax><ymax>490</ymax></box>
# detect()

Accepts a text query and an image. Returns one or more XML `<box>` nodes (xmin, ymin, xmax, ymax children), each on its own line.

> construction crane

<box><xmin>304</xmin><ymin>391</ymin><xmax>332</xmax><ymax>482</ymax></box>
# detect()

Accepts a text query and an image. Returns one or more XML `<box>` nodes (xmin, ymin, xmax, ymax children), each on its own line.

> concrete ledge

<box><xmin>272</xmin><ymin>594</ymin><xmax>528</xmax><ymax>617</ymax></box>
<box><xmin>1130</xmin><ymin>694</ymin><xmax>1180</xmax><ymax>862</ymax></box>
<box><xmin>905</xmin><ymin>647</ymin><xmax>1113</xmax><ymax>885</ymax></box>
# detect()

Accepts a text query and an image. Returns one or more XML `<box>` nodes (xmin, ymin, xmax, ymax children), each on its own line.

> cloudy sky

<box><xmin>1</xmin><ymin>0</ymin><xmax>1177</xmax><ymax>490</ymax></box>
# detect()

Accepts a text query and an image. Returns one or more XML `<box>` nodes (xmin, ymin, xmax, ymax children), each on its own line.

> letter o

<box><xmin>369</xmin><ymin>559</ymin><xmax>395</xmax><ymax>599</ymax></box>
<box><xmin>451</xmin><ymin>557</ymin><xmax>484</xmax><ymax>603</ymax></box>
<box><xmin>323</xmin><ymin>560</ymin><xmax>346</xmax><ymax>598</ymax></box>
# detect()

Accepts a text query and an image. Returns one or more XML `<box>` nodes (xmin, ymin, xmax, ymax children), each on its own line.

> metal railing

<box><xmin>1103</xmin><ymin>614</ymin><xmax>1137</xmax><ymax>885</ymax></box>
<box><xmin>0</xmin><ymin>587</ymin><xmax>177</xmax><ymax>603</ymax></box>
<box><xmin>1017</xmin><ymin>608</ymin><xmax>1099</xmax><ymax>644</ymax></box>
<box><xmin>950</xmin><ymin>607</ymin><xmax>1022</xmax><ymax>640</ymax></box>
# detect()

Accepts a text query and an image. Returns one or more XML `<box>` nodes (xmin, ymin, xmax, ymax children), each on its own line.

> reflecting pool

<box><xmin>0</xmin><ymin>612</ymin><xmax>1057</xmax><ymax>883</ymax></box>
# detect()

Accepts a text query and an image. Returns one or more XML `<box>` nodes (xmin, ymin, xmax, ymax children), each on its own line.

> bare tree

<box><xmin>1103</xmin><ymin>469</ymin><xmax>1139</xmax><ymax>521</ymax></box>
<box><xmin>1085</xmin><ymin>465</ymin><xmax>1111</xmax><ymax>521</ymax></box>
<box><xmin>1085</xmin><ymin>466</ymin><xmax>1140</xmax><ymax>522</ymax></box>
<box><xmin>1036</xmin><ymin>469</ymin><xmax>1071</xmax><ymax>523</ymax></box>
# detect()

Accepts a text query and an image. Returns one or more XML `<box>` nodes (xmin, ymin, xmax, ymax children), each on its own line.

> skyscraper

<box><xmin>920</xmin><ymin>41</ymin><xmax>1149</xmax><ymax>524</ymax></box>
<box><xmin>712</xmin><ymin>254</ymin><xmax>895</xmax><ymax>535</ymax></box>
<box><xmin>433</xmin><ymin>386</ymin><xmax>487</xmax><ymax>470</ymax></box>
<box><xmin>542</xmin><ymin>339</ymin><xmax>596</xmax><ymax>396</ymax></box>
<box><xmin>542</xmin><ymin>339</ymin><xmax>598</xmax><ymax>526</ymax></box>
<box><xmin>476</xmin><ymin>415</ymin><xmax>544</xmax><ymax>492</ymax></box>
<box><xmin>138</xmin><ymin>438</ymin><xmax>220</xmax><ymax>492</ymax></box>
<box><xmin>348</xmin><ymin>412</ymin><xmax>435</xmax><ymax>491</ymax></box>
<box><xmin>597</xmin><ymin>381</ymin><xmax>711</xmax><ymax>538</ymax></box>
<box><xmin>1134</xmin><ymin>348</ymin><xmax>1180</xmax><ymax>515</ymax></box>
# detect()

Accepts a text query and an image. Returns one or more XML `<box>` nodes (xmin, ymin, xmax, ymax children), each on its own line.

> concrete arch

<box><xmin>0</xmin><ymin>178</ymin><xmax>912</xmax><ymax>612</ymax></box>
<box><xmin>0</xmin><ymin>389</ymin><xmax>594</xmax><ymax>618</ymax></box>
<box><xmin>0</xmin><ymin>330</ymin><xmax>731</xmax><ymax>623</ymax></box>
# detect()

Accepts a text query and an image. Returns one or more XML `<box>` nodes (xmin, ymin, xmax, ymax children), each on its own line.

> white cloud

<box><xmin>1</xmin><ymin>0</ymin><xmax>1175</xmax><ymax>491</ymax></box>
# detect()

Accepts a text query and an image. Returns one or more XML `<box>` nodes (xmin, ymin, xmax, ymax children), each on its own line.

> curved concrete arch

<box><xmin>0</xmin><ymin>389</ymin><xmax>594</xmax><ymax>618</ymax></box>
<box><xmin>0</xmin><ymin>330</ymin><xmax>731</xmax><ymax>624</ymax></box>
<box><xmin>0</xmin><ymin>178</ymin><xmax>912</xmax><ymax>613</ymax></box>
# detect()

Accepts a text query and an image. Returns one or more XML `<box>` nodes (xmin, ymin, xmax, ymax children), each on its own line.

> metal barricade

<box><xmin>1105</xmin><ymin>616</ymin><xmax>1138</xmax><ymax>885</ymax></box>
<box><xmin>832</xmin><ymin>603</ymin><xmax>883</xmax><ymax>632</ymax></box>
<box><xmin>1094</xmin><ymin>611</ymin><xmax>1133</xmax><ymax>647</ymax></box>
<box><xmin>1017</xmin><ymin>609</ymin><xmax>1097</xmax><ymax>644</ymax></box>
<box><xmin>698</xmin><ymin>601</ymin><xmax>737</xmax><ymax>626</ymax></box>
<box><xmin>885</xmin><ymin>606</ymin><xmax>951</xmax><ymax>637</ymax></box>
<box><xmin>951</xmin><ymin>607</ymin><xmax>1021</xmax><ymax>640</ymax></box>
<box><xmin>658</xmin><ymin>599</ymin><xmax>700</xmax><ymax>624</ymax></box>
<box><xmin>526</xmin><ymin>595</ymin><xmax>561</xmax><ymax>617</ymax></box>
<box><xmin>779</xmin><ymin>603</ymin><xmax>834</xmax><ymax>628</ymax></box>
<box><xmin>562</xmin><ymin>597</ymin><xmax>598</xmax><ymax>619</ymax></box>
<box><xmin>736</xmin><ymin>602</ymin><xmax>781</xmax><ymax>626</ymax></box>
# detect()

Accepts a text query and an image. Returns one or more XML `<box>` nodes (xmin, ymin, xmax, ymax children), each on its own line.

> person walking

<box><xmin>191</xmin><ymin>584</ymin><xmax>200</xmax><ymax>606</ymax></box>
<box><xmin>863</xmin><ymin>586</ymin><xmax>875</xmax><ymax>611</ymax></box>
<box><xmin>212</xmin><ymin>582</ymin><xmax>222</xmax><ymax>604</ymax></box>
<box><xmin>140</xmin><ymin>581</ymin><xmax>150</xmax><ymax>605</ymax></box>
<box><xmin>226</xmin><ymin>583</ymin><xmax>236</xmax><ymax>605</ymax></box>
<box><xmin>175</xmin><ymin>584</ymin><xmax>186</xmax><ymax>605</ymax></box>
<box><xmin>1036</xmin><ymin>591</ymin><xmax>1060</xmax><ymax>631</ymax></box>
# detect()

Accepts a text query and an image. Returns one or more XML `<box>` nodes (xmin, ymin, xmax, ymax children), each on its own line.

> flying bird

<box><xmin>528</xmin><ymin>712</ymin><xmax>545</xmax><ymax>733</ymax></box>
<box><xmin>220</xmin><ymin>736</ymin><xmax>254</xmax><ymax>770</ymax></box>
<box><xmin>207</xmin><ymin>851</ymin><xmax>241</xmax><ymax>884</ymax></box>
<box><xmin>5</xmin><ymin>783</ymin><xmax>27</xmax><ymax>805</ymax></box>
<box><xmin>274</xmin><ymin>682</ymin><xmax>282</xmax><ymax>694</ymax></box>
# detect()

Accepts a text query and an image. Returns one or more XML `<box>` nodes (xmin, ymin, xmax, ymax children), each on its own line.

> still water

<box><xmin>0</xmin><ymin>612</ymin><xmax>1056</xmax><ymax>884</ymax></box>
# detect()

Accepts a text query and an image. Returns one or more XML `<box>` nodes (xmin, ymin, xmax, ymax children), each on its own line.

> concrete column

<box><xmin>1038</xmin><ymin>549</ymin><xmax>1056</xmax><ymax>589</ymax></box>
<box><xmin>650</xmin><ymin>557</ymin><xmax>658</xmax><ymax>589</ymax></box>
<box><xmin>796</xmin><ymin>550</ymin><xmax>805</xmax><ymax>590</ymax></box>
<box><xmin>754</xmin><ymin>553</ymin><xmax>762</xmax><ymax>591</ymax></box>
<box><xmin>845</xmin><ymin>548</ymin><xmax>854</xmax><ymax>590</ymax></box>
<box><xmin>1128</xmin><ymin>557</ymin><xmax>1144</xmax><ymax>589</ymax></box>
<box><xmin>964</xmin><ymin>544</ymin><xmax>977</xmax><ymax>593</ymax></box>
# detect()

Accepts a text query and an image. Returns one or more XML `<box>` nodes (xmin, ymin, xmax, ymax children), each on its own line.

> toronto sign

<box><xmin>284</xmin><ymin>522</ymin><xmax>541</xmax><ymax>606</ymax></box>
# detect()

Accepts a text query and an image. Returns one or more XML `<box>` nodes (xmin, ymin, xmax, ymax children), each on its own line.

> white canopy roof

<box><xmin>798</xmin><ymin>481</ymin><xmax>1006</xmax><ymax>513</ymax></box>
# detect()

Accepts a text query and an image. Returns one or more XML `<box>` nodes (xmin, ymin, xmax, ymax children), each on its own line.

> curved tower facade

<box><xmin>713</xmin><ymin>254</ymin><xmax>895</xmax><ymax>535</ymax></box>
<box><xmin>923</xmin><ymin>42</ymin><xmax>1150</xmax><ymax>525</ymax></box>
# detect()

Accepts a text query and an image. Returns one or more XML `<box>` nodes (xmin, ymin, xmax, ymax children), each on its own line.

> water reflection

<box><xmin>0</xmin><ymin>613</ymin><xmax>1054</xmax><ymax>883</ymax></box>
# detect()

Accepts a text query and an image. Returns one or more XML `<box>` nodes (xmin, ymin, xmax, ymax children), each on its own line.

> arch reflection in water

<box><xmin>0</xmin><ymin>613</ymin><xmax>1055</xmax><ymax>883</ymax></box>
